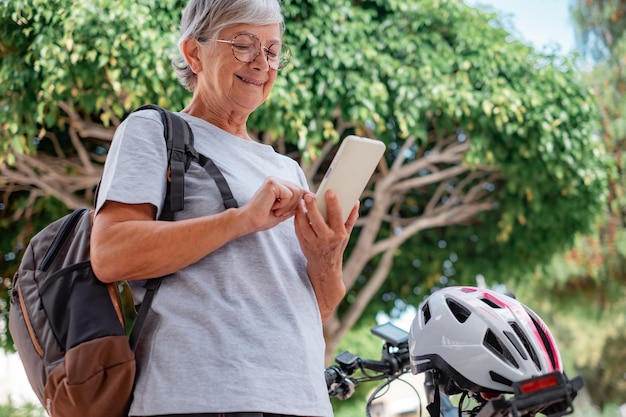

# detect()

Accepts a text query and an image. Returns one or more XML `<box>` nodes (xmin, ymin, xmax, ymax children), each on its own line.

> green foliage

<box><xmin>0</xmin><ymin>0</ymin><xmax>610</xmax><ymax>279</ymax></box>
<box><xmin>580</xmin><ymin>329</ymin><xmax>626</xmax><ymax>409</ymax></box>
<box><xmin>570</xmin><ymin>404</ymin><xmax>621</xmax><ymax>417</ymax></box>
<box><xmin>0</xmin><ymin>401</ymin><xmax>45</xmax><ymax>417</ymax></box>
<box><xmin>0</xmin><ymin>0</ymin><xmax>190</xmax><ymax>163</ymax></box>
<box><xmin>540</xmin><ymin>1</ymin><xmax>626</xmax><ymax>408</ymax></box>
<box><xmin>318</xmin><ymin>0</ymin><xmax>612</xmax><ymax>315</ymax></box>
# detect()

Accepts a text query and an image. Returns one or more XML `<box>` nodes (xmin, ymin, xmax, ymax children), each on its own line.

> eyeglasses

<box><xmin>212</xmin><ymin>33</ymin><xmax>292</xmax><ymax>71</ymax></box>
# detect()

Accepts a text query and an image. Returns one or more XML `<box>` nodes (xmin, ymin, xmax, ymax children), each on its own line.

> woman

<box><xmin>90</xmin><ymin>0</ymin><xmax>357</xmax><ymax>416</ymax></box>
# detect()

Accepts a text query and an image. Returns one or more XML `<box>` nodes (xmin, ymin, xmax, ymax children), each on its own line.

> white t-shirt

<box><xmin>96</xmin><ymin>110</ymin><xmax>332</xmax><ymax>417</ymax></box>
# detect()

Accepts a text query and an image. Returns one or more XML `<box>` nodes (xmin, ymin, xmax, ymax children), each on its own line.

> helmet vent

<box><xmin>504</xmin><ymin>330</ymin><xmax>528</xmax><ymax>360</ymax></box>
<box><xmin>484</xmin><ymin>329</ymin><xmax>519</xmax><ymax>369</ymax></box>
<box><xmin>480</xmin><ymin>297</ymin><xmax>502</xmax><ymax>309</ymax></box>
<box><xmin>509</xmin><ymin>321</ymin><xmax>540</xmax><ymax>370</ymax></box>
<box><xmin>489</xmin><ymin>371</ymin><xmax>513</xmax><ymax>388</ymax></box>
<box><xmin>422</xmin><ymin>302</ymin><xmax>432</xmax><ymax>324</ymax></box>
<box><xmin>446</xmin><ymin>298</ymin><xmax>471</xmax><ymax>323</ymax></box>
<box><xmin>527</xmin><ymin>310</ymin><xmax>558</xmax><ymax>370</ymax></box>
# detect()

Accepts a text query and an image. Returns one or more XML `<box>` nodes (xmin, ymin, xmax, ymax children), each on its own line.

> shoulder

<box><xmin>122</xmin><ymin>108</ymin><xmax>165</xmax><ymax>129</ymax></box>
<box><xmin>106</xmin><ymin>109</ymin><xmax>170</xmax><ymax>167</ymax></box>
<box><xmin>112</xmin><ymin>108</ymin><xmax>169</xmax><ymax>147</ymax></box>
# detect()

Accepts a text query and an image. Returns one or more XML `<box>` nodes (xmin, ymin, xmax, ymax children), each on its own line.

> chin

<box><xmin>236</xmin><ymin>95</ymin><xmax>268</xmax><ymax>111</ymax></box>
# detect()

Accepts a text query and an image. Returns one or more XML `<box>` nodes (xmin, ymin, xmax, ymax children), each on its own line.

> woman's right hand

<box><xmin>239</xmin><ymin>176</ymin><xmax>311</xmax><ymax>233</ymax></box>
<box><xmin>92</xmin><ymin>177</ymin><xmax>308</xmax><ymax>283</ymax></box>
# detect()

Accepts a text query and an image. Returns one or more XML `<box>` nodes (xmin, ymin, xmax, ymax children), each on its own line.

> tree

<box><xmin>517</xmin><ymin>0</ymin><xmax>626</xmax><ymax>408</ymax></box>
<box><xmin>1</xmin><ymin>0</ymin><xmax>610</xmax><ymax>359</ymax></box>
<box><xmin>281</xmin><ymin>0</ymin><xmax>610</xmax><ymax>357</ymax></box>
<box><xmin>572</xmin><ymin>0</ymin><xmax>626</xmax><ymax>247</ymax></box>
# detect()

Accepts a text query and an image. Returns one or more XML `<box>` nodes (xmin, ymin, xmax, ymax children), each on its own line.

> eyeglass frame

<box><xmin>211</xmin><ymin>33</ymin><xmax>292</xmax><ymax>71</ymax></box>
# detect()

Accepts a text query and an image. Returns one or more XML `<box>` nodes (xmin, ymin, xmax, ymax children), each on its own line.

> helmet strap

<box><xmin>426</xmin><ymin>381</ymin><xmax>441</xmax><ymax>417</ymax></box>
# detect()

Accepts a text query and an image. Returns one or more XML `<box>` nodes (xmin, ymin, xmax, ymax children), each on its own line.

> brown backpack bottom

<box><xmin>44</xmin><ymin>335</ymin><xmax>136</xmax><ymax>417</ymax></box>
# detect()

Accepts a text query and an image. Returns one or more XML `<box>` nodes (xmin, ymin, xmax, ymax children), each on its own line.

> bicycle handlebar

<box><xmin>326</xmin><ymin>322</ymin><xmax>585</xmax><ymax>417</ymax></box>
<box><xmin>325</xmin><ymin>365</ymin><xmax>356</xmax><ymax>400</ymax></box>
<box><xmin>324</xmin><ymin>365</ymin><xmax>343</xmax><ymax>388</ymax></box>
<box><xmin>325</xmin><ymin>342</ymin><xmax>411</xmax><ymax>400</ymax></box>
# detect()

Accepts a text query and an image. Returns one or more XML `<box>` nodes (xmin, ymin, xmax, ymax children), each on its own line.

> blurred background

<box><xmin>1</xmin><ymin>0</ymin><xmax>625</xmax><ymax>416</ymax></box>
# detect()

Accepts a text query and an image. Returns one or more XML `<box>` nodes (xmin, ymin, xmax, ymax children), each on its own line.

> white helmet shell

<box><xmin>409</xmin><ymin>286</ymin><xmax>562</xmax><ymax>393</ymax></box>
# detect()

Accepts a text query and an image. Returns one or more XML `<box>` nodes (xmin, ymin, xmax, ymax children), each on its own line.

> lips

<box><xmin>236</xmin><ymin>74</ymin><xmax>264</xmax><ymax>86</ymax></box>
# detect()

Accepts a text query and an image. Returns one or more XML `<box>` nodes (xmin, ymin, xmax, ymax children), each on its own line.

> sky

<box><xmin>465</xmin><ymin>0</ymin><xmax>578</xmax><ymax>54</ymax></box>
<box><xmin>0</xmin><ymin>0</ymin><xmax>581</xmax><ymax>408</ymax></box>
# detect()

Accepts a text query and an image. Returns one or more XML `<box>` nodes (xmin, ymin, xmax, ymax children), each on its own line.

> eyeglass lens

<box><xmin>231</xmin><ymin>34</ymin><xmax>290</xmax><ymax>70</ymax></box>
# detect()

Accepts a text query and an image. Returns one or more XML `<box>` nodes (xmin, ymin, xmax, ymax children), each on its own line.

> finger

<box><xmin>323</xmin><ymin>190</ymin><xmax>346</xmax><ymax>229</ymax></box>
<box><xmin>294</xmin><ymin>198</ymin><xmax>316</xmax><ymax>240</ymax></box>
<box><xmin>272</xmin><ymin>181</ymin><xmax>305</xmax><ymax>215</ymax></box>
<box><xmin>345</xmin><ymin>201</ymin><xmax>359</xmax><ymax>231</ymax></box>
<box><xmin>302</xmin><ymin>191</ymin><xmax>326</xmax><ymax>231</ymax></box>
<box><xmin>269</xmin><ymin>186</ymin><xmax>294</xmax><ymax>216</ymax></box>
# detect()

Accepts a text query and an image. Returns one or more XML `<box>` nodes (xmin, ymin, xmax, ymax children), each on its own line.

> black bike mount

<box><xmin>474</xmin><ymin>372</ymin><xmax>585</xmax><ymax>417</ymax></box>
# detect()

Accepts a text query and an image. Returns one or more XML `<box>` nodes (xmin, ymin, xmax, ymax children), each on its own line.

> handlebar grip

<box><xmin>325</xmin><ymin>366</ymin><xmax>343</xmax><ymax>388</ymax></box>
<box><xmin>359</xmin><ymin>359</ymin><xmax>393</xmax><ymax>374</ymax></box>
<box><xmin>325</xmin><ymin>365</ymin><xmax>356</xmax><ymax>400</ymax></box>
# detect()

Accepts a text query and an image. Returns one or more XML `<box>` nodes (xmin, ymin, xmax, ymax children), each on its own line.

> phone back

<box><xmin>315</xmin><ymin>135</ymin><xmax>386</xmax><ymax>222</ymax></box>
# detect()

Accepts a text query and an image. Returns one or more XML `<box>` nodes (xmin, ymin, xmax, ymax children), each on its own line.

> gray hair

<box><xmin>173</xmin><ymin>0</ymin><xmax>285</xmax><ymax>91</ymax></box>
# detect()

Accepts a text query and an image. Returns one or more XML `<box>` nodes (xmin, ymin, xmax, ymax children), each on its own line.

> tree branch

<box><xmin>0</xmin><ymin>152</ymin><xmax>101</xmax><ymax>214</ymax></box>
<box><xmin>59</xmin><ymin>101</ymin><xmax>116</xmax><ymax>141</ymax></box>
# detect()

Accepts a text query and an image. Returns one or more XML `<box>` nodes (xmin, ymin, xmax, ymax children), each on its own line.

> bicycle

<box><xmin>325</xmin><ymin>322</ymin><xmax>584</xmax><ymax>417</ymax></box>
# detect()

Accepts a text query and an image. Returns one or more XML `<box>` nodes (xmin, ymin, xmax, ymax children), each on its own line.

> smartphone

<box><xmin>315</xmin><ymin>135</ymin><xmax>386</xmax><ymax>223</ymax></box>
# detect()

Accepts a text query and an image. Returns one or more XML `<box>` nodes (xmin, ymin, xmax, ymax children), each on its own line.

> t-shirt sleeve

<box><xmin>95</xmin><ymin>110</ymin><xmax>168</xmax><ymax>218</ymax></box>
<box><xmin>289</xmin><ymin>157</ymin><xmax>310</xmax><ymax>191</ymax></box>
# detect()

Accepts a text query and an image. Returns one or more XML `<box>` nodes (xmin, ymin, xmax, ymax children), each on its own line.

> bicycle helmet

<box><xmin>409</xmin><ymin>286</ymin><xmax>562</xmax><ymax>394</ymax></box>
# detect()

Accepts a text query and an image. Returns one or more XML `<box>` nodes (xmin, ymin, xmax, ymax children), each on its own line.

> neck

<box><xmin>182</xmin><ymin>97</ymin><xmax>252</xmax><ymax>141</ymax></box>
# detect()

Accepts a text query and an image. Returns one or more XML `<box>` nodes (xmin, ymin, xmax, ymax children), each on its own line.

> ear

<box><xmin>181</xmin><ymin>38</ymin><xmax>202</xmax><ymax>74</ymax></box>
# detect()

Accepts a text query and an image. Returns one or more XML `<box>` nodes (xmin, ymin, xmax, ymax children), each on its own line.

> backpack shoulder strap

<box><xmin>132</xmin><ymin>104</ymin><xmax>238</xmax><ymax>212</ymax></box>
<box><xmin>132</xmin><ymin>104</ymin><xmax>196</xmax><ymax>218</ymax></box>
<box><xmin>197</xmin><ymin>153</ymin><xmax>238</xmax><ymax>210</ymax></box>
<box><xmin>128</xmin><ymin>104</ymin><xmax>238</xmax><ymax>351</ymax></box>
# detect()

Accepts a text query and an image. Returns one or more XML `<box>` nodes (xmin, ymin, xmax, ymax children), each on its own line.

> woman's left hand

<box><xmin>294</xmin><ymin>190</ymin><xmax>359</xmax><ymax>322</ymax></box>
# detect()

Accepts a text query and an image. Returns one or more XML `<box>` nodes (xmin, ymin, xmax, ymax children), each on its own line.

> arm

<box><xmin>91</xmin><ymin>176</ymin><xmax>306</xmax><ymax>283</ymax></box>
<box><xmin>294</xmin><ymin>190</ymin><xmax>358</xmax><ymax>323</ymax></box>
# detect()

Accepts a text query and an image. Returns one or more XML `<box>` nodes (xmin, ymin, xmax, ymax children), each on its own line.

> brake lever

<box><xmin>329</xmin><ymin>378</ymin><xmax>356</xmax><ymax>400</ymax></box>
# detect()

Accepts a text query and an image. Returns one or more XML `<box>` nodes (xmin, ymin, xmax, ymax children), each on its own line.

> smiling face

<box><xmin>192</xmin><ymin>23</ymin><xmax>282</xmax><ymax>121</ymax></box>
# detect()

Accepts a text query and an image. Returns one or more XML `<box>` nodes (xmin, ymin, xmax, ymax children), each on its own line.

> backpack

<box><xmin>8</xmin><ymin>105</ymin><xmax>238</xmax><ymax>417</ymax></box>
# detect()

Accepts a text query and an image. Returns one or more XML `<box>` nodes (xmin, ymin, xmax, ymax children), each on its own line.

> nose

<box><xmin>250</xmin><ymin>47</ymin><xmax>271</xmax><ymax>70</ymax></box>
